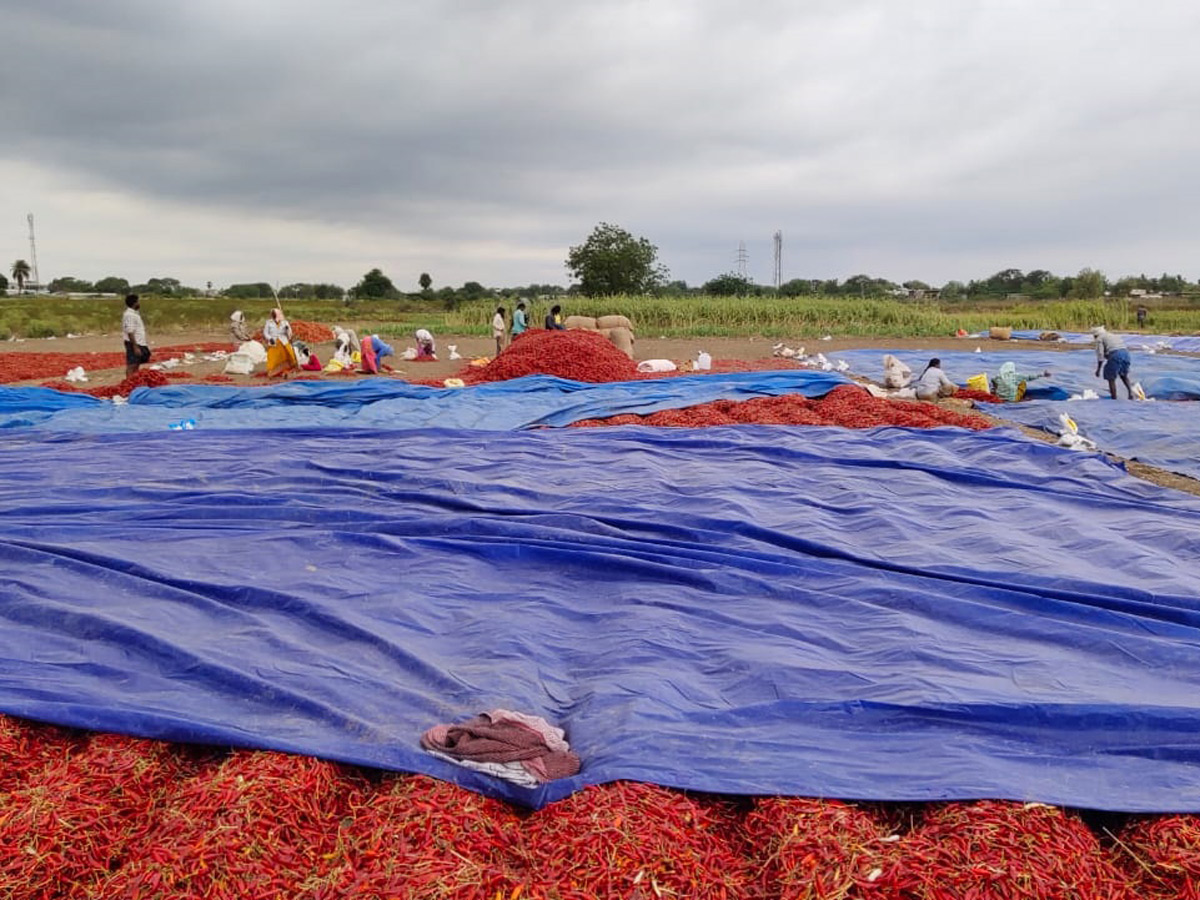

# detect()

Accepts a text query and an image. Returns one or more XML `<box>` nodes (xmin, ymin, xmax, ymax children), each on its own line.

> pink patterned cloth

<box><xmin>421</xmin><ymin>711</ymin><xmax>581</xmax><ymax>783</ymax></box>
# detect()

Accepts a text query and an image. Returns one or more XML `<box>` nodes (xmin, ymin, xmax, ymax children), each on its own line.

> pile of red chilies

<box><xmin>574</xmin><ymin>385</ymin><xmax>993</xmax><ymax>431</ymax></box>
<box><xmin>466</xmin><ymin>329</ymin><xmax>640</xmax><ymax>384</ymax></box>
<box><xmin>0</xmin><ymin>344</ymin><xmax>230</xmax><ymax>384</ymax></box>
<box><xmin>251</xmin><ymin>320</ymin><xmax>334</xmax><ymax>344</ymax></box>
<box><xmin>1</xmin><ymin>717</ymin><xmax>1191</xmax><ymax>899</ymax></box>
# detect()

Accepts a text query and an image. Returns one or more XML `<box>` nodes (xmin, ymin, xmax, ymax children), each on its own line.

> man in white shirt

<box><xmin>122</xmin><ymin>295</ymin><xmax>150</xmax><ymax>377</ymax></box>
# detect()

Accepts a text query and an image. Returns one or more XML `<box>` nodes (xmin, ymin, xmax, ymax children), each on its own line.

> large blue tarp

<box><xmin>1009</xmin><ymin>329</ymin><xmax>1200</xmax><ymax>353</ymax></box>
<box><xmin>983</xmin><ymin>399</ymin><xmax>1200</xmax><ymax>482</ymax></box>
<box><xmin>833</xmin><ymin>348</ymin><xmax>1200</xmax><ymax>400</ymax></box>
<box><xmin>3</xmin><ymin>425</ymin><xmax>1200</xmax><ymax>811</ymax></box>
<box><xmin>0</xmin><ymin>371</ymin><xmax>850</xmax><ymax>432</ymax></box>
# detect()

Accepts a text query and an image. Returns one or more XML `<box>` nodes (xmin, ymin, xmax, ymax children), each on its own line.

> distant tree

<box><xmin>842</xmin><ymin>274</ymin><xmax>893</xmax><ymax>297</ymax></box>
<box><xmin>661</xmin><ymin>279</ymin><xmax>691</xmax><ymax>296</ymax></box>
<box><xmin>131</xmin><ymin>277</ymin><xmax>182</xmax><ymax>295</ymax></box>
<box><xmin>224</xmin><ymin>282</ymin><xmax>274</xmax><ymax>299</ymax></box>
<box><xmin>566</xmin><ymin>223</ymin><xmax>668</xmax><ymax>296</ymax></box>
<box><xmin>1031</xmin><ymin>276</ymin><xmax>1064</xmax><ymax>299</ymax></box>
<box><xmin>0</xmin><ymin>273</ymin><xmax>7</xmax><ymax>291</ymax></box>
<box><xmin>11</xmin><ymin>259</ymin><xmax>31</xmax><ymax>291</ymax></box>
<box><xmin>1067</xmin><ymin>268</ymin><xmax>1106</xmax><ymax>299</ymax></box>
<box><xmin>48</xmin><ymin>276</ymin><xmax>95</xmax><ymax>293</ymax></box>
<box><xmin>902</xmin><ymin>280</ymin><xmax>931</xmax><ymax>292</ymax></box>
<box><xmin>986</xmin><ymin>268</ymin><xmax>1025</xmax><ymax>294</ymax></box>
<box><xmin>703</xmin><ymin>272</ymin><xmax>757</xmax><ymax>296</ymax></box>
<box><xmin>418</xmin><ymin>272</ymin><xmax>433</xmax><ymax>292</ymax></box>
<box><xmin>940</xmin><ymin>280</ymin><xmax>967</xmax><ymax>301</ymax></box>
<box><xmin>779</xmin><ymin>278</ymin><xmax>816</xmax><ymax>296</ymax></box>
<box><xmin>94</xmin><ymin>276</ymin><xmax>130</xmax><ymax>294</ymax></box>
<box><xmin>313</xmin><ymin>283</ymin><xmax>345</xmax><ymax>300</ymax></box>
<box><xmin>354</xmin><ymin>268</ymin><xmax>399</xmax><ymax>299</ymax></box>
<box><xmin>459</xmin><ymin>281</ymin><xmax>489</xmax><ymax>300</ymax></box>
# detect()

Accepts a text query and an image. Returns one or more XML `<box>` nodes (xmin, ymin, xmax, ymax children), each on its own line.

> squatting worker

<box><xmin>914</xmin><ymin>357</ymin><xmax>957</xmax><ymax>401</ymax></box>
<box><xmin>122</xmin><ymin>294</ymin><xmax>151</xmax><ymax>377</ymax></box>
<box><xmin>414</xmin><ymin>328</ymin><xmax>437</xmax><ymax>360</ymax></box>
<box><xmin>512</xmin><ymin>301</ymin><xmax>527</xmax><ymax>339</ymax></box>
<box><xmin>1092</xmin><ymin>325</ymin><xmax>1134</xmax><ymax>400</ymax></box>
<box><xmin>545</xmin><ymin>304</ymin><xmax>566</xmax><ymax>330</ymax></box>
<box><xmin>492</xmin><ymin>306</ymin><xmax>506</xmax><ymax>356</ymax></box>
<box><xmin>992</xmin><ymin>361</ymin><xmax>1052</xmax><ymax>402</ymax></box>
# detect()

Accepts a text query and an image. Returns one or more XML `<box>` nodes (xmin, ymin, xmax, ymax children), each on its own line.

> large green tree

<box><xmin>703</xmin><ymin>272</ymin><xmax>758</xmax><ymax>296</ymax></box>
<box><xmin>354</xmin><ymin>268</ymin><xmax>399</xmax><ymax>299</ymax></box>
<box><xmin>94</xmin><ymin>276</ymin><xmax>130</xmax><ymax>294</ymax></box>
<box><xmin>418</xmin><ymin>272</ymin><xmax>432</xmax><ymax>292</ymax></box>
<box><xmin>565</xmin><ymin>223</ymin><xmax>668</xmax><ymax>296</ymax></box>
<box><xmin>48</xmin><ymin>276</ymin><xmax>95</xmax><ymax>293</ymax></box>
<box><xmin>10</xmin><ymin>259</ymin><xmax>31</xmax><ymax>291</ymax></box>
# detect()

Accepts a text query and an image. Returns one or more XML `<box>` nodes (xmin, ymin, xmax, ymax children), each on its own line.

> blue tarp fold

<box><xmin>3</xmin><ymin>425</ymin><xmax>1200</xmax><ymax>810</ymax></box>
<box><xmin>0</xmin><ymin>371</ymin><xmax>850</xmax><ymax>432</ymax></box>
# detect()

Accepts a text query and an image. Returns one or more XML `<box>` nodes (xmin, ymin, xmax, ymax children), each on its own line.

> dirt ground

<box><xmin>6</xmin><ymin>328</ymin><xmax>1198</xmax><ymax>498</ymax></box>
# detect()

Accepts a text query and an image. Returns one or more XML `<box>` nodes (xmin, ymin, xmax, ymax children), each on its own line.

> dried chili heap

<box><xmin>574</xmin><ymin>384</ymin><xmax>992</xmax><ymax>431</ymax></box>
<box><xmin>100</xmin><ymin>750</ymin><xmax>365</xmax><ymax>900</ymax></box>
<box><xmin>1118</xmin><ymin>814</ymin><xmax>1200</xmax><ymax>900</ymax></box>
<box><xmin>0</xmin><ymin>344</ymin><xmax>229</xmax><ymax>384</ymax></box>
<box><xmin>873</xmin><ymin>800</ymin><xmax>1139</xmax><ymax>900</ymax></box>
<box><xmin>0</xmin><ymin>733</ymin><xmax>200</xmax><ymax>900</ymax></box>
<box><xmin>467</xmin><ymin>329</ymin><xmax>639</xmax><ymax>384</ymax></box>
<box><xmin>328</xmin><ymin>774</ymin><xmax>529</xmax><ymax>900</ymax></box>
<box><xmin>742</xmin><ymin>797</ymin><xmax>902</xmax><ymax>900</ymax></box>
<box><xmin>520</xmin><ymin>781</ymin><xmax>753</xmax><ymax>900</ymax></box>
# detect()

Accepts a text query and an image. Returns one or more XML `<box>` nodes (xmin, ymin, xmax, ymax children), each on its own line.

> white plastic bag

<box><xmin>636</xmin><ymin>359</ymin><xmax>677</xmax><ymax>373</ymax></box>
<box><xmin>223</xmin><ymin>353</ymin><xmax>255</xmax><ymax>375</ymax></box>
<box><xmin>882</xmin><ymin>354</ymin><xmax>912</xmax><ymax>389</ymax></box>
<box><xmin>238</xmin><ymin>340</ymin><xmax>268</xmax><ymax>364</ymax></box>
<box><xmin>695</xmin><ymin>351</ymin><xmax>712</xmax><ymax>370</ymax></box>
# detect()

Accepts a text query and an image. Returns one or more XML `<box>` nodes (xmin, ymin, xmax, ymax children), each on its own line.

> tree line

<box><xmin>7</xmin><ymin>222</ymin><xmax>1198</xmax><ymax>303</ymax></box>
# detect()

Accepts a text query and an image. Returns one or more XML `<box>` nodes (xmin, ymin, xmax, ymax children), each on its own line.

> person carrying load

<box><xmin>991</xmin><ymin>361</ymin><xmax>1052</xmax><ymax>402</ymax></box>
<box><xmin>1092</xmin><ymin>325</ymin><xmax>1134</xmax><ymax>400</ymax></box>
<box><xmin>913</xmin><ymin>358</ymin><xmax>956</xmax><ymax>400</ymax></box>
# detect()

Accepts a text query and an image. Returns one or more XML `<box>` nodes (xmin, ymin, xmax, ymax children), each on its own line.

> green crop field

<box><xmin>3</xmin><ymin>293</ymin><xmax>1200</xmax><ymax>340</ymax></box>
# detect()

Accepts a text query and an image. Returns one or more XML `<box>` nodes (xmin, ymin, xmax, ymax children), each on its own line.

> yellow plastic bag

<box><xmin>966</xmin><ymin>373</ymin><xmax>990</xmax><ymax>393</ymax></box>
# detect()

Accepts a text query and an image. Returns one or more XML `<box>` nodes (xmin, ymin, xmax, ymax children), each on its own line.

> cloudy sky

<box><xmin>3</xmin><ymin>1</ymin><xmax>1198</xmax><ymax>291</ymax></box>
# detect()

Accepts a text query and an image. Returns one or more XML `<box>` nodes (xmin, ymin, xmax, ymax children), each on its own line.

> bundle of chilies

<box><xmin>573</xmin><ymin>385</ymin><xmax>993</xmax><ymax>431</ymax></box>
<box><xmin>1</xmin><ymin>717</ymin><xmax>1194</xmax><ymax>899</ymax></box>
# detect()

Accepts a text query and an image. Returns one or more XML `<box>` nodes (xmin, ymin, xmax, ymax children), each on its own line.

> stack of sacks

<box><xmin>564</xmin><ymin>314</ymin><xmax>635</xmax><ymax>358</ymax></box>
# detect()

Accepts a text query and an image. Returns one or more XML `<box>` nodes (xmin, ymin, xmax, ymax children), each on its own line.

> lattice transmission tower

<box><xmin>736</xmin><ymin>241</ymin><xmax>748</xmax><ymax>278</ymax></box>
<box><xmin>27</xmin><ymin>214</ymin><xmax>41</xmax><ymax>290</ymax></box>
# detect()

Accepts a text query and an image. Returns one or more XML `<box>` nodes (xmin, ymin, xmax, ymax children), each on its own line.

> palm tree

<box><xmin>11</xmin><ymin>260</ymin><xmax>31</xmax><ymax>292</ymax></box>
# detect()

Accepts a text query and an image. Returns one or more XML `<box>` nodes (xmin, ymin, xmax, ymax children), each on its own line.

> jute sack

<box><xmin>605</xmin><ymin>326</ymin><xmax>635</xmax><ymax>358</ymax></box>
<box><xmin>596</xmin><ymin>314</ymin><xmax>633</xmax><ymax>331</ymax></box>
<box><xmin>564</xmin><ymin>315</ymin><xmax>598</xmax><ymax>330</ymax></box>
<box><xmin>989</xmin><ymin>326</ymin><xmax>1013</xmax><ymax>340</ymax></box>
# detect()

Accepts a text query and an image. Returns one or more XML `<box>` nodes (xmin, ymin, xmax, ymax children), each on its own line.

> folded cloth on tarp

<box><xmin>422</xmin><ymin>710</ymin><xmax>581</xmax><ymax>783</ymax></box>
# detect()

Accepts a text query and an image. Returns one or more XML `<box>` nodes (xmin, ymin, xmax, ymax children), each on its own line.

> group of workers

<box><xmin>908</xmin><ymin>324</ymin><xmax>1135</xmax><ymax>402</ymax></box>
<box><xmin>228</xmin><ymin>308</ymin><xmax>438</xmax><ymax>378</ymax></box>
<box><xmin>490</xmin><ymin>302</ymin><xmax>567</xmax><ymax>355</ymax></box>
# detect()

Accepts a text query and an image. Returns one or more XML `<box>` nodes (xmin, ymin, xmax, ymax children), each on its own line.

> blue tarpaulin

<box><xmin>0</xmin><ymin>371</ymin><xmax>850</xmax><ymax>432</ymax></box>
<box><xmin>3</xmin><ymin>425</ymin><xmax>1200</xmax><ymax>810</ymax></box>
<box><xmin>1008</xmin><ymin>329</ymin><xmax>1200</xmax><ymax>353</ymax></box>
<box><xmin>983</xmin><ymin>399</ymin><xmax>1200</xmax><ymax>482</ymax></box>
<box><xmin>833</xmin><ymin>348</ymin><xmax>1200</xmax><ymax>400</ymax></box>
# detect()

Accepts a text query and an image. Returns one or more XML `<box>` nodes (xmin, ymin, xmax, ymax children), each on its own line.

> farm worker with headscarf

<box><xmin>512</xmin><ymin>301</ymin><xmax>527</xmax><ymax>338</ymax></box>
<box><xmin>414</xmin><ymin>328</ymin><xmax>437</xmax><ymax>360</ymax></box>
<box><xmin>263</xmin><ymin>308</ymin><xmax>297</xmax><ymax>377</ymax></box>
<box><xmin>491</xmin><ymin>306</ymin><xmax>507</xmax><ymax>356</ymax></box>
<box><xmin>229</xmin><ymin>310</ymin><xmax>251</xmax><ymax>344</ymax></box>
<box><xmin>992</xmin><ymin>361</ymin><xmax>1052</xmax><ymax>402</ymax></box>
<box><xmin>913</xmin><ymin>358</ymin><xmax>957</xmax><ymax>401</ymax></box>
<box><xmin>1092</xmin><ymin>325</ymin><xmax>1134</xmax><ymax>399</ymax></box>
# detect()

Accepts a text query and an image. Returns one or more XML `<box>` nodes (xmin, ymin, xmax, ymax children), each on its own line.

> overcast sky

<box><xmin>3</xmin><ymin>1</ymin><xmax>1198</xmax><ymax>291</ymax></box>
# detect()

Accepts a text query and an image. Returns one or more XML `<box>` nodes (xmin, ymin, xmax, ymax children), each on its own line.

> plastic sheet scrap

<box><xmin>2</xmin><ymin>426</ymin><xmax>1200</xmax><ymax>811</ymax></box>
<box><xmin>833</xmin><ymin>349</ymin><xmax>1200</xmax><ymax>401</ymax></box>
<box><xmin>983</xmin><ymin>398</ymin><xmax>1200</xmax><ymax>482</ymax></box>
<box><xmin>0</xmin><ymin>371</ymin><xmax>851</xmax><ymax>433</ymax></box>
